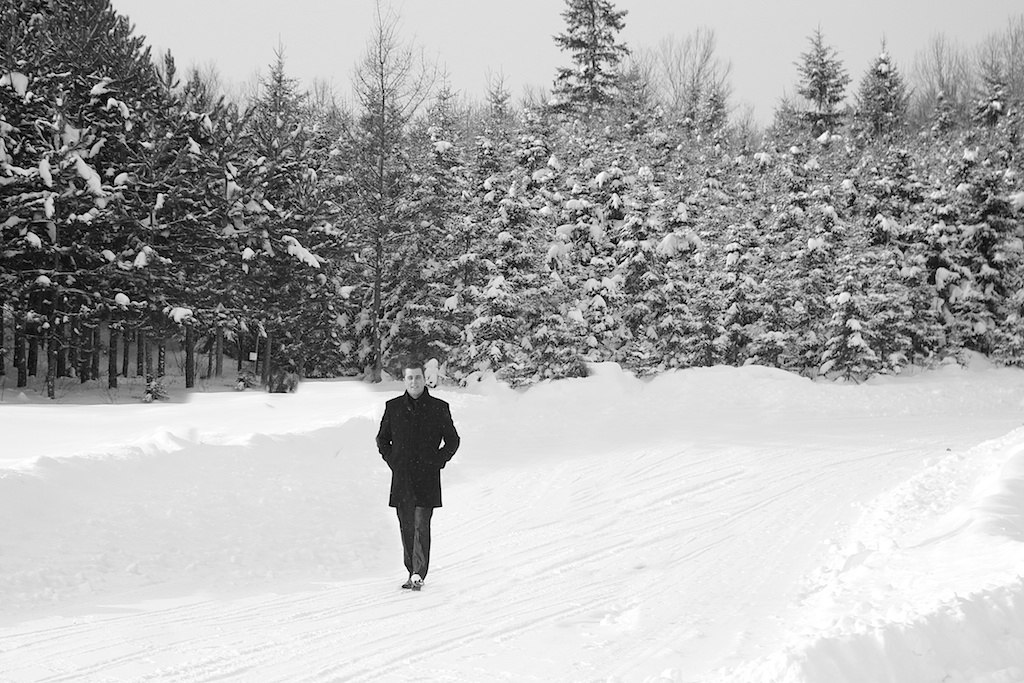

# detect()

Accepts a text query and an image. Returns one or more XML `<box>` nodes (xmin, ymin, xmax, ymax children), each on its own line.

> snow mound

<box><xmin>715</xmin><ymin>429</ymin><xmax>1024</xmax><ymax>683</ymax></box>
<box><xmin>0</xmin><ymin>418</ymin><xmax>392</xmax><ymax>615</ymax></box>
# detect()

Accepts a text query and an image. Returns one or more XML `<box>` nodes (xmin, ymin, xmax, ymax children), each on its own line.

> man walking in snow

<box><xmin>376</xmin><ymin>361</ymin><xmax>460</xmax><ymax>591</ymax></box>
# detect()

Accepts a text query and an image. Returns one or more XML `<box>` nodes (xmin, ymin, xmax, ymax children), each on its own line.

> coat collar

<box><xmin>403</xmin><ymin>387</ymin><xmax>431</xmax><ymax>407</ymax></box>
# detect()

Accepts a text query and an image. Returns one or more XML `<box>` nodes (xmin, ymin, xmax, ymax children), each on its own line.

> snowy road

<box><xmin>2</xmin><ymin>364</ymin><xmax>1024</xmax><ymax>681</ymax></box>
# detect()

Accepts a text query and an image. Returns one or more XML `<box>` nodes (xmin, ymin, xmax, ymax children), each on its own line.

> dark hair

<box><xmin>403</xmin><ymin>359</ymin><xmax>426</xmax><ymax>375</ymax></box>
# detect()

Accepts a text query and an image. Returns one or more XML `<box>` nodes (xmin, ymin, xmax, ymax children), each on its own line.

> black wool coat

<box><xmin>376</xmin><ymin>388</ymin><xmax>460</xmax><ymax>508</ymax></box>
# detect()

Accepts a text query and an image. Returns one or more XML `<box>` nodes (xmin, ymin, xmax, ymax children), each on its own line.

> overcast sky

<box><xmin>110</xmin><ymin>0</ymin><xmax>1022</xmax><ymax>124</ymax></box>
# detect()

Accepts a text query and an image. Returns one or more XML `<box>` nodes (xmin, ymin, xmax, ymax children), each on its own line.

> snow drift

<box><xmin>718</xmin><ymin>429</ymin><xmax>1024</xmax><ymax>683</ymax></box>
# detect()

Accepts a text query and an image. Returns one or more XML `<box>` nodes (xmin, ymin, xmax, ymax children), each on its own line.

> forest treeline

<box><xmin>2</xmin><ymin>0</ymin><xmax>1024</xmax><ymax>398</ymax></box>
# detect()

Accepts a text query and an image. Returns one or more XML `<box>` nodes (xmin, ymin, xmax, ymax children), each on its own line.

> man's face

<box><xmin>404</xmin><ymin>368</ymin><xmax>426</xmax><ymax>398</ymax></box>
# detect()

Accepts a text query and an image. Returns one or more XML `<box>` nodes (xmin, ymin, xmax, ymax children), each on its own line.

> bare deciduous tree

<box><xmin>349</xmin><ymin>0</ymin><xmax>436</xmax><ymax>381</ymax></box>
<box><xmin>975</xmin><ymin>14</ymin><xmax>1024</xmax><ymax>102</ymax></box>
<box><xmin>909</xmin><ymin>34</ymin><xmax>974</xmax><ymax>126</ymax></box>
<box><xmin>183</xmin><ymin>61</ymin><xmax>226</xmax><ymax>111</ymax></box>
<box><xmin>729</xmin><ymin>102</ymin><xmax>763</xmax><ymax>151</ymax></box>
<box><xmin>307</xmin><ymin>78</ymin><xmax>345</xmax><ymax>121</ymax></box>
<box><xmin>644</xmin><ymin>27</ymin><xmax>733</xmax><ymax>128</ymax></box>
<box><xmin>519</xmin><ymin>83</ymin><xmax>550</xmax><ymax>111</ymax></box>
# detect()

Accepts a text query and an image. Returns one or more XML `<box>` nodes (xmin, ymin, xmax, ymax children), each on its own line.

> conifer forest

<box><xmin>3</xmin><ymin>0</ymin><xmax>1024</xmax><ymax>398</ymax></box>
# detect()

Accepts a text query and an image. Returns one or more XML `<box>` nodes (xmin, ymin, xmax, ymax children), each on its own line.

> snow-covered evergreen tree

<box><xmin>863</xmin><ymin>236</ymin><xmax>945</xmax><ymax>370</ymax></box>
<box><xmin>552</xmin><ymin>0</ymin><xmax>630</xmax><ymax>113</ymax></box>
<box><xmin>612</xmin><ymin>61</ymin><xmax>663</xmax><ymax>140</ymax></box>
<box><xmin>388</xmin><ymin>84</ymin><xmax>470</xmax><ymax>369</ymax></box>
<box><xmin>854</xmin><ymin>46</ymin><xmax>909</xmax><ymax>140</ymax></box>
<box><xmin>930</xmin><ymin>91</ymin><xmax>959</xmax><ymax>137</ymax></box>
<box><xmin>449</xmin><ymin>191</ymin><xmax>543</xmax><ymax>386</ymax></box>
<box><xmin>974</xmin><ymin>58</ymin><xmax>1009</xmax><ymax>128</ymax></box>
<box><xmin>715</xmin><ymin>227</ymin><xmax>771</xmax><ymax>366</ymax></box>
<box><xmin>0</xmin><ymin>0</ymin><xmax>166</xmax><ymax>395</ymax></box>
<box><xmin>341</xmin><ymin>5</ymin><xmax>436</xmax><ymax>380</ymax></box>
<box><xmin>614</xmin><ymin>161</ymin><xmax>701</xmax><ymax>374</ymax></box>
<box><xmin>819</xmin><ymin>273</ymin><xmax>881</xmax><ymax>380</ymax></box>
<box><xmin>233</xmin><ymin>50</ymin><xmax>330</xmax><ymax>381</ymax></box>
<box><xmin>796</xmin><ymin>28</ymin><xmax>852</xmax><ymax>136</ymax></box>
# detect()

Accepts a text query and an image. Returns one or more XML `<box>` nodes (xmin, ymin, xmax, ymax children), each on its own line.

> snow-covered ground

<box><xmin>2</xmin><ymin>360</ymin><xmax>1024</xmax><ymax>682</ymax></box>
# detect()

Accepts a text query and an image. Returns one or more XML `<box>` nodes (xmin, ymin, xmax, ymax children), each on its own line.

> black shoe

<box><xmin>401</xmin><ymin>578</ymin><xmax>413</xmax><ymax>589</ymax></box>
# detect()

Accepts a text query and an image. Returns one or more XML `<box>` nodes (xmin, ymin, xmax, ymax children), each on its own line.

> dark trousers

<box><xmin>396</xmin><ymin>504</ymin><xmax>433</xmax><ymax>579</ymax></box>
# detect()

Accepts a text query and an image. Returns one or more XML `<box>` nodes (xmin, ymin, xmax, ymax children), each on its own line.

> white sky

<box><xmin>110</xmin><ymin>0</ymin><xmax>1022</xmax><ymax>124</ymax></box>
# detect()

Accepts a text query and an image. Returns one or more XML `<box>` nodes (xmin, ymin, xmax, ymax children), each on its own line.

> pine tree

<box><xmin>974</xmin><ymin>57</ymin><xmax>1009</xmax><ymax>127</ymax></box>
<box><xmin>858</xmin><ymin>147</ymin><xmax>925</xmax><ymax>233</ymax></box>
<box><xmin>448</xmin><ymin>195</ymin><xmax>541</xmax><ymax>386</ymax></box>
<box><xmin>613</xmin><ymin>61</ymin><xmax>662</xmax><ymax>139</ymax></box>
<box><xmin>459</xmin><ymin>74</ymin><xmax>517</xmax><ymax>296</ymax></box>
<box><xmin>0</xmin><ymin>0</ymin><xmax>166</xmax><ymax>396</ymax></box>
<box><xmin>861</xmin><ymin>242</ymin><xmax>944</xmax><ymax>370</ymax></box>
<box><xmin>552</xmin><ymin>0</ymin><xmax>630</xmax><ymax>113</ymax></box>
<box><xmin>796</xmin><ymin>28</ymin><xmax>851</xmax><ymax>136</ymax></box>
<box><xmin>388</xmin><ymin>83</ymin><xmax>469</xmax><ymax>368</ymax></box>
<box><xmin>109</xmin><ymin>52</ymin><xmax>219</xmax><ymax>389</ymax></box>
<box><xmin>342</xmin><ymin>3</ymin><xmax>435</xmax><ymax>380</ymax></box>
<box><xmin>855</xmin><ymin>45</ymin><xmax>909</xmax><ymax>140</ymax></box>
<box><xmin>715</xmin><ymin>235</ymin><xmax>765</xmax><ymax>366</ymax></box>
<box><xmin>446</xmin><ymin>84</ymin><xmax>521</xmax><ymax>382</ymax></box>
<box><xmin>930</xmin><ymin>91</ymin><xmax>958</xmax><ymax>137</ymax></box>
<box><xmin>759</xmin><ymin>144</ymin><xmax>843</xmax><ymax>373</ymax></box>
<box><xmin>819</xmin><ymin>273</ymin><xmax>881</xmax><ymax>380</ymax></box>
<box><xmin>614</xmin><ymin>160</ymin><xmax>701</xmax><ymax>374</ymax></box>
<box><xmin>701</xmin><ymin>83</ymin><xmax>729</xmax><ymax>137</ymax></box>
<box><xmin>289</xmin><ymin>89</ymin><xmax>349</xmax><ymax>377</ymax></box>
<box><xmin>234</xmin><ymin>49</ymin><xmax>329</xmax><ymax>382</ymax></box>
<box><xmin>904</xmin><ymin>128</ymin><xmax>1024</xmax><ymax>362</ymax></box>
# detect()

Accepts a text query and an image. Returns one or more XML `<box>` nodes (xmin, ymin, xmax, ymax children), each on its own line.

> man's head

<box><xmin>403</xmin><ymin>361</ymin><xmax>426</xmax><ymax>399</ymax></box>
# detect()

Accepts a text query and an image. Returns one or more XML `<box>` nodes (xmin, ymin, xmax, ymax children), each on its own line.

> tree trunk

<box><xmin>121</xmin><ymin>328</ymin><xmax>130</xmax><ymax>377</ymax></box>
<box><xmin>261</xmin><ymin>329</ymin><xmax>272</xmax><ymax>386</ymax></box>
<box><xmin>205</xmin><ymin>334</ymin><xmax>214</xmax><ymax>380</ymax></box>
<box><xmin>56</xmin><ymin>319</ymin><xmax>67</xmax><ymax>377</ymax></box>
<box><xmin>68</xmin><ymin>324</ymin><xmax>79</xmax><ymax>379</ymax></box>
<box><xmin>185</xmin><ymin>325</ymin><xmax>195</xmax><ymax>388</ymax></box>
<box><xmin>90</xmin><ymin>325</ymin><xmax>100</xmax><ymax>381</ymax></box>
<box><xmin>46</xmin><ymin>317</ymin><xmax>56</xmax><ymax>399</ymax></box>
<box><xmin>14</xmin><ymin>315</ymin><xmax>26</xmax><ymax>388</ymax></box>
<box><xmin>144</xmin><ymin>333</ymin><xmax>153</xmax><ymax>378</ymax></box>
<box><xmin>215</xmin><ymin>325</ymin><xmax>224</xmax><ymax>377</ymax></box>
<box><xmin>157</xmin><ymin>339</ymin><xmax>166</xmax><ymax>378</ymax></box>
<box><xmin>137</xmin><ymin>329</ymin><xmax>146</xmax><ymax>376</ymax></box>
<box><xmin>370</xmin><ymin>141</ymin><xmax>385</xmax><ymax>385</ymax></box>
<box><xmin>78</xmin><ymin>326</ymin><xmax>90</xmax><ymax>382</ymax></box>
<box><xmin>108</xmin><ymin>323</ymin><xmax>118</xmax><ymax>389</ymax></box>
<box><xmin>237</xmin><ymin>330</ymin><xmax>244</xmax><ymax>373</ymax></box>
<box><xmin>0</xmin><ymin>298</ymin><xmax>6</xmax><ymax>377</ymax></box>
<box><xmin>27</xmin><ymin>335</ymin><xmax>38</xmax><ymax>376</ymax></box>
<box><xmin>253</xmin><ymin>331</ymin><xmax>260</xmax><ymax>380</ymax></box>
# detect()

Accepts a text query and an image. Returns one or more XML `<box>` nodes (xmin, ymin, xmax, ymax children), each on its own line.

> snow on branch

<box><xmin>657</xmin><ymin>230</ymin><xmax>703</xmax><ymax>258</ymax></box>
<box><xmin>133</xmin><ymin>246</ymin><xmax>169</xmax><ymax>269</ymax></box>
<box><xmin>165</xmin><ymin>306</ymin><xmax>194</xmax><ymax>324</ymax></box>
<box><xmin>0</xmin><ymin>71</ymin><xmax>28</xmax><ymax>97</ymax></box>
<box><xmin>282</xmin><ymin>235</ymin><xmax>322</xmax><ymax>269</ymax></box>
<box><xmin>71</xmin><ymin>154</ymin><xmax>106</xmax><ymax>197</ymax></box>
<box><xmin>104</xmin><ymin>97</ymin><xmax>131</xmax><ymax>120</ymax></box>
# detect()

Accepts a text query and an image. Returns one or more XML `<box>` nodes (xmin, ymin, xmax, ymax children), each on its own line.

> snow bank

<box><xmin>715</xmin><ymin>429</ymin><xmax>1024</xmax><ymax>683</ymax></box>
<box><xmin>466</xmin><ymin>359</ymin><xmax>1024</xmax><ymax>424</ymax></box>
<box><xmin>0</xmin><ymin>418</ymin><xmax>393</xmax><ymax>616</ymax></box>
<box><xmin>0</xmin><ymin>379</ymin><xmax>385</xmax><ymax>470</ymax></box>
